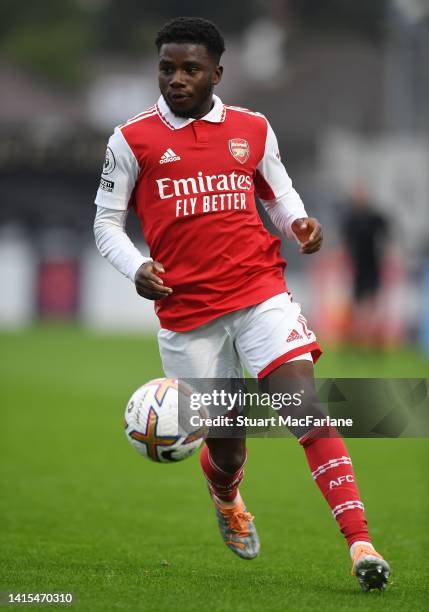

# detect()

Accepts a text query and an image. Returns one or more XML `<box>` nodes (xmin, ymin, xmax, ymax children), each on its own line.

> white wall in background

<box><xmin>80</xmin><ymin>247</ymin><xmax>159</xmax><ymax>332</ymax></box>
<box><xmin>318</xmin><ymin>130</ymin><xmax>429</xmax><ymax>261</ymax></box>
<box><xmin>0</xmin><ymin>230</ymin><xmax>35</xmax><ymax>327</ymax></box>
<box><xmin>87</xmin><ymin>72</ymin><xmax>158</xmax><ymax>130</ymax></box>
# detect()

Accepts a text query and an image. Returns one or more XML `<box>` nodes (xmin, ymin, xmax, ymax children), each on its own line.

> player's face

<box><xmin>158</xmin><ymin>43</ymin><xmax>223</xmax><ymax>119</ymax></box>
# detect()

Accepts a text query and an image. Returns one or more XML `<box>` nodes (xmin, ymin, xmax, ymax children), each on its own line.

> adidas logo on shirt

<box><xmin>159</xmin><ymin>148</ymin><xmax>181</xmax><ymax>164</ymax></box>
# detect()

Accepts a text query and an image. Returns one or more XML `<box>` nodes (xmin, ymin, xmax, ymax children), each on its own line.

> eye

<box><xmin>186</xmin><ymin>66</ymin><xmax>199</xmax><ymax>75</ymax></box>
<box><xmin>160</xmin><ymin>65</ymin><xmax>174</xmax><ymax>75</ymax></box>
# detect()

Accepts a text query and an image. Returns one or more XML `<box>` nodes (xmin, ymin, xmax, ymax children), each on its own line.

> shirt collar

<box><xmin>156</xmin><ymin>94</ymin><xmax>226</xmax><ymax>130</ymax></box>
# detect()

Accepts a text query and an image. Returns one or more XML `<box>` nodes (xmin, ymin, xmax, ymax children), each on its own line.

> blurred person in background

<box><xmin>341</xmin><ymin>183</ymin><xmax>389</xmax><ymax>347</ymax></box>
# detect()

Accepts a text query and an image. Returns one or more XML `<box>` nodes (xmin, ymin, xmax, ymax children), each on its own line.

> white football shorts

<box><xmin>157</xmin><ymin>292</ymin><xmax>322</xmax><ymax>379</ymax></box>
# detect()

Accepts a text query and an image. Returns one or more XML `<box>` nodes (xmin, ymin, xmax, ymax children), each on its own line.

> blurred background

<box><xmin>1</xmin><ymin>0</ymin><xmax>429</xmax><ymax>355</ymax></box>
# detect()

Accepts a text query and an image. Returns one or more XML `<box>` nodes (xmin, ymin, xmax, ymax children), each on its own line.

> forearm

<box><xmin>256</xmin><ymin>119</ymin><xmax>307</xmax><ymax>239</ymax></box>
<box><xmin>261</xmin><ymin>190</ymin><xmax>307</xmax><ymax>239</ymax></box>
<box><xmin>93</xmin><ymin>205</ymin><xmax>151</xmax><ymax>282</ymax></box>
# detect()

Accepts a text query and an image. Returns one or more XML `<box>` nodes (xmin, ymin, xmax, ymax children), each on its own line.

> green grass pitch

<box><xmin>1</xmin><ymin>326</ymin><xmax>428</xmax><ymax>611</ymax></box>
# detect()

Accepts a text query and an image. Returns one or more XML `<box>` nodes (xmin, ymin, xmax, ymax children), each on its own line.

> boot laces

<box><xmin>220</xmin><ymin>506</ymin><xmax>254</xmax><ymax>537</ymax></box>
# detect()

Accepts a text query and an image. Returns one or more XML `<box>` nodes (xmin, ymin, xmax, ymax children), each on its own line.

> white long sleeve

<box><xmin>256</xmin><ymin>120</ymin><xmax>307</xmax><ymax>239</ymax></box>
<box><xmin>262</xmin><ymin>196</ymin><xmax>304</xmax><ymax>240</ymax></box>
<box><xmin>93</xmin><ymin>205</ymin><xmax>151</xmax><ymax>282</ymax></box>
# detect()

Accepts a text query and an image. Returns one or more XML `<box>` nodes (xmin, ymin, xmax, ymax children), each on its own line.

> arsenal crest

<box><xmin>228</xmin><ymin>138</ymin><xmax>250</xmax><ymax>164</ymax></box>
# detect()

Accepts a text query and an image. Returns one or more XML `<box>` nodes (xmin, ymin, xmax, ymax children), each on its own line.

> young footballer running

<box><xmin>94</xmin><ymin>17</ymin><xmax>390</xmax><ymax>591</ymax></box>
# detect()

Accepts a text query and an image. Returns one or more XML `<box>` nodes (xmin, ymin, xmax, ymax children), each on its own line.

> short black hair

<box><xmin>155</xmin><ymin>17</ymin><xmax>225</xmax><ymax>63</ymax></box>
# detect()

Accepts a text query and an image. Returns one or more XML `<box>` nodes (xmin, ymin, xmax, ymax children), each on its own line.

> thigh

<box><xmin>235</xmin><ymin>292</ymin><xmax>322</xmax><ymax>379</ymax></box>
<box><xmin>261</xmin><ymin>359</ymin><xmax>324</xmax><ymax>438</ymax></box>
<box><xmin>158</xmin><ymin>319</ymin><xmax>243</xmax><ymax>378</ymax></box>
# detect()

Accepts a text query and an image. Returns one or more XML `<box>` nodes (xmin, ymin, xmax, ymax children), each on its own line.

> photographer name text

<box><xmin>190</xmin><ymin>415</ymin><xmax>353</xmax><ymax>428</ymax></box>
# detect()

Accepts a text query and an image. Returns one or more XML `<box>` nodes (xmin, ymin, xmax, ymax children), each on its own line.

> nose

<box><xmin>169</xmin><ymin>70</ymin><xmax>186</xmax><ymax>88</ymax></box>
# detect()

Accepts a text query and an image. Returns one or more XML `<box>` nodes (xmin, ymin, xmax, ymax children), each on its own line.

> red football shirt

<box><xmin>95</xmin><ymin>95</ymin><xmax>306</xmax><ymax>331</ymax></box>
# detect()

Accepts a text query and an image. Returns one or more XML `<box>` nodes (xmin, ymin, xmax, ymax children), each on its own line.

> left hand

<box><xmin>291</xmin><ymin>217</ymin><xmax>323</xmax><ymax>254</ymax></box>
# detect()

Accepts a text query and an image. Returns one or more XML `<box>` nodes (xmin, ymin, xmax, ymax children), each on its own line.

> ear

<box><xmin>213</xmin><ymin>65</ymin><xmax>223</xmax><ymax>86</ymax></box>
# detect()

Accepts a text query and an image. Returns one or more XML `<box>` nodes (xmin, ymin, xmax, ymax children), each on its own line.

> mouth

<box><xmin>168</xmin><ymin>92</ymin><xmax>191</xmax><ymax>102</ymax></box>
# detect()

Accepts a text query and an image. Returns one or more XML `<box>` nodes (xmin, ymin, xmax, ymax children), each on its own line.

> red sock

<box><xmin>199</xmin><ymin>445</ymin><xmax>245</xmax><ymax>502</ymax></box>
<box><xmin>299</xmin><ymin>426</ymin><xmax>370</xmax><ymax>547</ymax></box>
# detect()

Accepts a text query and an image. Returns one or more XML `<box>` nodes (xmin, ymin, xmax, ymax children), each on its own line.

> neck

<box><xmin>190</xmin><ymin>97</ymin><xmax>215</xmax><ymax>119</ymax></box>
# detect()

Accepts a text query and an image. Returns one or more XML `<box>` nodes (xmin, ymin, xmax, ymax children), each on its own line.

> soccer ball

<box><xmin>124</xmin><ymin>378</ymin><xmax>206</xmax><ymax>463</ymax></box>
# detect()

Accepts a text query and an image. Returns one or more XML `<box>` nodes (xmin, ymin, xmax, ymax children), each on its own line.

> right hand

<box><xmin>134</xmin><ymin>261</ymin><xmax>173</xmax><ymax>300</ymax></box>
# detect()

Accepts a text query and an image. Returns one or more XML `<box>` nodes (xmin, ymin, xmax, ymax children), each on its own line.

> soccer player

<box><xmin>94</xmin><ymin>17</ymin><xmax>390</xmax><ymax>591</ymax></box>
